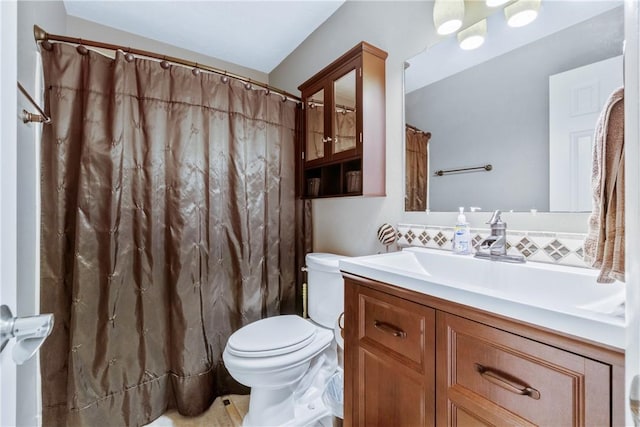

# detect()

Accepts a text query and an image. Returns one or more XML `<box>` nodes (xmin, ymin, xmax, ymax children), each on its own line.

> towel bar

<box><xmin>434</xmin><ymin>164</ymin><xmax>492</xmax><ymax>176</ymax></box>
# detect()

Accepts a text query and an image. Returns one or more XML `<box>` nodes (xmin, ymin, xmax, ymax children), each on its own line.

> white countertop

<box><xmin>339</xmin><ymin>248</ymin><xmax>625</xmax><ymax>350</ymax></box>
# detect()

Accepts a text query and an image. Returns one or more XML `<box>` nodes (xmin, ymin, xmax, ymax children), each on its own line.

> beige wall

<box><xmin>270</xmin><ymin>1</ymin><xmax>435</xmax><ymax>256</ymax></box>
<box><xmin>65</xmin><ymin>15</ymin><xmax>268</xmax><ymax>83</ymax></box>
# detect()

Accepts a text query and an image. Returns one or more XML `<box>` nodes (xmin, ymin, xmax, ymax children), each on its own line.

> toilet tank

<box><xmin>306</xmin><ymin>253</ymin><xmax>348</xmax><ymax>329</ymax></box>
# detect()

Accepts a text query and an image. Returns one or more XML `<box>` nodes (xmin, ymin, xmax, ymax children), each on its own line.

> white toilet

<box><xmin>223</xmin><ymin>253</ymin><xmax>347</xmax><ymax>427</ymax></box>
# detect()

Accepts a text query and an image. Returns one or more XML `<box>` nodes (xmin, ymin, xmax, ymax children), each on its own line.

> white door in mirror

<box><xmin>549</xmin><ymin>55</ymin><xmax>623</xmax><ymax>212</ymax></box>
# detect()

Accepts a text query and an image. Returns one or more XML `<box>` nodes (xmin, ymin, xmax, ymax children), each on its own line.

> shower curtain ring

<box><xmin>76</xmin><ymin>45</ymin><xmax>88</xmax><ymax>55</ymax></box>
<box><xmin>124</xmin><ymin>49</ymin><xmax>134</xmax><ymax>62</ymax></box>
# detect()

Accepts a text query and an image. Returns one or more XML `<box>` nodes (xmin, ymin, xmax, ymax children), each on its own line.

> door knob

<box><xmin>0</xmin><ymin>305</ymin><xmax>54</xmax><ymax>365</ymax></box>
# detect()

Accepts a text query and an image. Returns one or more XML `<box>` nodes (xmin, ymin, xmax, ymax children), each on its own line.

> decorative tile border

<box><xmin>397</xmin><ymin>223</ymin><xmax>588</xmax><ymax>268</ymax></box>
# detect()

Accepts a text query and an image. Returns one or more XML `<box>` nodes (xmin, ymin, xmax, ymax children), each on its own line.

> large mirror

<box><xmin>404</xmin><ymin>1</ymin><xmax>624</xmax><ymax>213</ymax></box>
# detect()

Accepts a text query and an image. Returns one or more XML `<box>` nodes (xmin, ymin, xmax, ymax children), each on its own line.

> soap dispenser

<box><xmin>453</xmin><ymin>207</ymin><xmax>471</xmax><ymax>255</ymax></box>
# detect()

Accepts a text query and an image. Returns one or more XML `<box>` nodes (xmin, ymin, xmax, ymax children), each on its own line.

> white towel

<box><xmin>583</xmin><ymin>87</ymin><xmax>624</xmax><ymax>283</ymax></box>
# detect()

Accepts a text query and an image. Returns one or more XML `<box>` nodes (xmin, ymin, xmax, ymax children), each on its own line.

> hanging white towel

<box><xmin>583</xmin><ymin>87</ymin><xmax>624</xmax><ymax>283</ymax></box>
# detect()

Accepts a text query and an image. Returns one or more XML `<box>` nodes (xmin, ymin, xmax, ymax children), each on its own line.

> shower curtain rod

<box><xmin>17</xmin><ymin>81</ymin><xmax>51</xmax><ymax>124</ymax></box>
<box><xmin>406</xmin><ymin>123</ymin><xmax>431</xmax><ymax>136</ymax></box>
<box><xmin>33</xmin><ymin>25</ymin><xmax>302</xmax><ymax>103</ymax></box>
<box><xmin>306</xmin><ymin>100</ymin><xmax>355</xmax><ymax>113</ymax></box>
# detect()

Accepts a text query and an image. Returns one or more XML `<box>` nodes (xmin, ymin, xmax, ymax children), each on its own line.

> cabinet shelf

<box><xmin>302</xmin><ymin>159</ymin><xmax>364</xmax><ymax>198</ymax></box>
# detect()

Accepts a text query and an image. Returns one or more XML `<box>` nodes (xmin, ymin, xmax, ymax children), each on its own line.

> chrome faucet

<box><xmin>474</xmin><ymin>210</ymin><xmax>525</xmax><ymax>263</ymax></box>
<box><xmin>484</xmin><ymin>210</ymin><xmax>507</xmax><ymax>256</ymax></box>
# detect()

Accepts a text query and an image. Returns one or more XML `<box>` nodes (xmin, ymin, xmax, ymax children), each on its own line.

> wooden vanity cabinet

<box><xmin>297</xmin><ymin>42</ymin><xmax>387</xmax><ymax>198</ymax></box>
<box><xmin>343</xmin><ymin>275</ymin><xmax>624</xmax><ymax>427</ymax></box>
<box><xmin>344</xmin><ymin>281</ymin><xmax>435</xmax><ymax>426</ymax></box>
<box><xmin>438</xmin><ymin>312</ymin><xmax>612</xmax><ymax>426</ymax></box>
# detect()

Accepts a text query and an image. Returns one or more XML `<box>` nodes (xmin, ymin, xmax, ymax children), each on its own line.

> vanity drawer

<box><xmin>436</xmin><ymin>312</ymin><xmax>611</xmax><ymax>426</ymax></box>
<box><xmin>357</xmin><ymin>285</ymin><xmax>434</xmax><ymax>371</ymax></box>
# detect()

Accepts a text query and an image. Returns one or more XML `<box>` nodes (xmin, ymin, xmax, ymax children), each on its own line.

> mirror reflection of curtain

<box><xmin>307</xmin><ymin>104</ymin><xmax>324</xmax><ymax>160</ymax></box>
<box><xmin>405</xmin><ymin>125</ymin><xmax>431</xmax><ymax>211</ymax></box>
<box><xmin>39</xmin><ymin>42</ymin><xmax>309</xmax><ymax>426</ymax></box>
<box><xmin>334</xmin><ymin>109</ymin><xmax>356</xmax><ymax>153</ymax></box>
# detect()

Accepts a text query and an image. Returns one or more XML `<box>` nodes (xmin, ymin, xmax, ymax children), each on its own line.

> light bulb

<box><xmin>458</xmin><ymin>19</ymin><xmax>487</xmax><ymax>50</ymax></box>
<box><xmin>505</xmin><ymin>0</ymin><xmax>540</xmax><ymax>28</ymax></box>
<box><xmin>433</xmin><ymin>0</ymin><xmax>465</xmax><ymax>35</ymax></box>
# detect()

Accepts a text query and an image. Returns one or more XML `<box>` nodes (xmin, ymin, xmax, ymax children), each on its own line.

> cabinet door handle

<box><xmin>475</xmin><ymin>363</ymin><xmax>541</xmax><ymax>400</ymax></box>
<box><xmin>373</xmin><ymin>320</ymin><xmax>406</xmax><ymax>338</ymax></box>
<box><xmin>323</xmin><ymin>137</ymin><xmax>333</xmax><ymax>143</ymax></box>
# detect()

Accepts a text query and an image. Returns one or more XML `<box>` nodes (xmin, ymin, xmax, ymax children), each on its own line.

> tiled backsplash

<box><xmin>397</xmin><ymin>223</ymin><xmax>589</xmax><ymax>268</ymax></box>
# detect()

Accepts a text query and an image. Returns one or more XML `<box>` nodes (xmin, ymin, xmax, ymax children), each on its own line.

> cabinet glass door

<box><xmin>333</xmin><ymin>69</ymin><xmax>357</xmax><ymax>155</ymax></box>
<box><xmin>306</xmin><ymin>88</ymin><xmax>325</xmax><ymax>162</ymax></box>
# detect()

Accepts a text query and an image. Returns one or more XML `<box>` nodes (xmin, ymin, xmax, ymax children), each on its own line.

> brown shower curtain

<box><xmin>335</xmin><ymin>110</ymin><xmax>356</xmax><ymax>153</ymax></box>
<box><xmin>39</xmin><ymin>42</ymin><xmax>309</xmax><ymax>427</ymax></box>
<box><xmin>405</xmin><ymin>125</ymin><xmax>431</xmax><ymax>211</ymax></box>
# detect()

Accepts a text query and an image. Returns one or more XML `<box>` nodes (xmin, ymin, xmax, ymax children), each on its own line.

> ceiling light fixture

<box><xmin>433</xmin><ymin>0</ymin><xmax>465</xmax><ymax>35</ymax></box>
<box><xmin>504</xmin><ymin>0</ymin><xmax>541</xmax><ymax>28</ymax></box>
<box><xmin>486</xmin><ymin>0</ymin><xmax>510</xmax><ymax>7</ymax></box>
<box><xmin>457</xmin><ymin>19</ymin><xmax>487</xmax><ymax>50</ymax></box>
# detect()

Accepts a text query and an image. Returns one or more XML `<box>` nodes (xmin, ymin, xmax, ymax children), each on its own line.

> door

<box><xmin>0</xmin><ymin>2</ymin><xmax>19</xmax><ymax>426</ymax></box>
<box><xmin>345</xmin><ymin>280</ymin><xmax>435</xmax><ymax>426</ymax></box>
<box><xmin>330</xmin><ymin>64</ymin><xmax>359</xmax><ymax>161</ymax></box>
<box><xmin>305</xmin><ymin>85</ymin><xmax>327</xmax><ymax>165</ymax></box>
<box><xmin>549</xmin><ymin>55</ymin><xmax>623</xmax><ymax>212</ymax></box>
<box><xmin>627</xmin><ymin>4</ymin><xmax>640</xmax><ymax>426</ymax></box>
<box><xmin>303</xmin><ymin>59</ymin><xmax>360</xmax><ymax>168</ymax></box>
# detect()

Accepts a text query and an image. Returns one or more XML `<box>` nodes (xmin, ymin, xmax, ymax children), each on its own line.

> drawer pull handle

<box><xmin>475</xmin><ymin>363</ymin><xmax>541</xmax><ymax>400</ymax></box>
<box><xmin>373</xmin><ymin>320</ymin><xmax>407</xmax><ymax>338</ymax></box>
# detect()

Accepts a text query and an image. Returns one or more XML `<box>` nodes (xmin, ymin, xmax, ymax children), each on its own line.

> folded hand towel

<box><xmin>584</xmin><ymin>87</ymin><xmax>624</xmax><ymax>283</ymax></box>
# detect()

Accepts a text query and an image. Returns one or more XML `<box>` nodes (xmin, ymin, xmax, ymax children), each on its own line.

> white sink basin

<box><xmin>339</xmin><ymin>247</ymin><xmax>625</xmax><ymax>349</ymax></box>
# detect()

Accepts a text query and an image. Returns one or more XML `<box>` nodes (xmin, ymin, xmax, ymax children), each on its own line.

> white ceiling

<box><xmin>62</xmin><ymin>0</ymin><xmax>345</xmax><ymax>73</ymax></box>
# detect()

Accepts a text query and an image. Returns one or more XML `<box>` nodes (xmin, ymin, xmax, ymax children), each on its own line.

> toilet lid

<box><xmin>226</xmin><ymin>315</ymin><xmax>317</xmax><ymax>358</ymax></box>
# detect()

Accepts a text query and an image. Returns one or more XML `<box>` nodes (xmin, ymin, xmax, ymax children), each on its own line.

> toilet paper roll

<box><xmin>334</xmin><ymin>313</ymin><xmax>344</xmax><ymax>350</ymax></box>
<box><xmin>334</xmin><ymin>313</ymin><xmax>345</xmax><ymax>369</ymax></box>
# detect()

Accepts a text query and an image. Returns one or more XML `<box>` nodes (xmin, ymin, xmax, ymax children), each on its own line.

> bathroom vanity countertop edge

<box><xmin>339</xmin><ymin>258</ymin><xmax>625</xmax><ymax>351</ymax></box>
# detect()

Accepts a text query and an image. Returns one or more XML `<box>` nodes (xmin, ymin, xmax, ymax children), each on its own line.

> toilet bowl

<box><xmin>223</xmin><ymin>253</ymin><xmax>347</xmax><ymax>427</ymax></box>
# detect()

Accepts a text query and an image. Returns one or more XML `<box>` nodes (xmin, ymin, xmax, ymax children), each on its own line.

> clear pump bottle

<box><xmin>453</xmin><ymin>207</ymin><xmax>471</xmax><ymax>255</ymax></box>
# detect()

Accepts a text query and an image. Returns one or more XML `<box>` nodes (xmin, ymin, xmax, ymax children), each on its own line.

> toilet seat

<box><xmin>226</xmin><ymin>315</ymin><xmax>317</xmax><ymax>358</ymax></box>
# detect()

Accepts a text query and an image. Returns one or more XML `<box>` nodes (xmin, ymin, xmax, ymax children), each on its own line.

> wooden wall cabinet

<box><xmin>344</xmin><ymin>275</ymin><xmax>624</xmax><ymax>427</ymax></box>
<box><xmin>297</xmin><ymin>42</ymin><xmax>387</xmax><ymax>198</ymax></box>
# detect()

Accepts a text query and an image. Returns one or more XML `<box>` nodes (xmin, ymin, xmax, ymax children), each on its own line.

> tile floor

<box><xmin>145</xmin><ymin>394</ymin><xmax>249</xmax><ymax>427</ymax></box>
